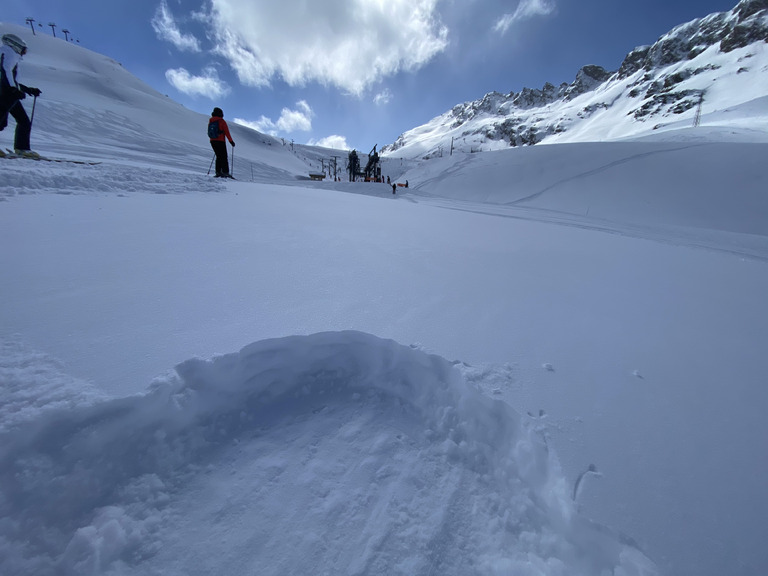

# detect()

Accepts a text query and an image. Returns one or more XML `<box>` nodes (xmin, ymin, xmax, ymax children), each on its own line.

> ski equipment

<box><xmin>14</xmin><ymin>149</ymin><xmax>40</xmax><ymax>159</ymax></box>
<box><xmin>2</xmin><ymin>148</ymin><xmax>100</xmax><ymax>164</ymax></box>
<box><xmin>30</xmin><ymin>94</ymin><xmax>37</xmax><ymax>127</ymax></box>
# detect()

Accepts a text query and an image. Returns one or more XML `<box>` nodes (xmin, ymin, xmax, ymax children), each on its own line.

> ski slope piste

<box><xmin>2</xmin><ymin>5</ymin><xmax>768</xmax><ymax>576</ymax></box>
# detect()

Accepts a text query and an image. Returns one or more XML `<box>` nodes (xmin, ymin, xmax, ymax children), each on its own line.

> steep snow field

<box><xmin>1</xmin><ymin>21</ymin><xmax>767</xmax><ymax>576</ymax></box>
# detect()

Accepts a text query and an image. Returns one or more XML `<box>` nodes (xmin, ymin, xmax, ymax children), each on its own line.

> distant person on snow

<box><xmin>208</xmin><ymin>107</ymin><xmax>235</xmax><ymax>178</ymax></box>
<box><xmin>0</xmin><ymin>34</ymin><xmax>42</xmax><ymax>158</ymax></box>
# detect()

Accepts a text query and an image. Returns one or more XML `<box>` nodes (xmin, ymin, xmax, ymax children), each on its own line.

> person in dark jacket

<box><xmin>0</xmin><ymin>33</ymin><xmax>42</xmax><ymax>158</ymax></box>
<box><xmin>208</xmin><ymin>107</ymin><xmax>235</xmax><ymax>178</ymax></box>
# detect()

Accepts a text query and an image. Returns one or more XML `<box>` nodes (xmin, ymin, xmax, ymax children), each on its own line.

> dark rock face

<box><xmin>736</xmin><ymin>0</ymin><xmax>768</xmax><ymax>20</ymax></box>
<box><xmin>564</xmin><ymin>66</ymin><xmax>612</xmax><ymax>100</ymax></box>
<box><xmin>721</xmin><ymin>16</ymin><xmax>768</xmax><ymax>51</ymax></box>
<box><xmin>618</xmin><ymin>0</ymin><xmax>767</xmax><ymax>72</ymax></box>
<box><xmin>618</xmin><ymin>46</ymin><xmax>651</xmax><ymax>79</ymax></box>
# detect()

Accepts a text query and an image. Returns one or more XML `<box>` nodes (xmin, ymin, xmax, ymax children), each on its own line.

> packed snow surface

<box><xmin>1</xmin><ymin>19</ymin><xmax>768</xmax><ymax>576</ymax></box>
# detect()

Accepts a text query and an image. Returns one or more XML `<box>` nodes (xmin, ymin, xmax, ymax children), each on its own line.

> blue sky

<box><xmin>4</xmin><ymin>0</ymin><xmax>740</xmax><ymax>150</ymax></box>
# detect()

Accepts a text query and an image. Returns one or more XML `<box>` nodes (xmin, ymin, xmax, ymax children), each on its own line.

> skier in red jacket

<box><xmin>208</xmin><ymin>107</ymin><xmax>235</xmax><ymax>178</ymax></box>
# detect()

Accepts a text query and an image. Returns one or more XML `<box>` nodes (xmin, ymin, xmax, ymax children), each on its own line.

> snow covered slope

<box><xmin>398</xmin><ymin>138</ymin><xmax>768</xmax><ymax>254</ymax></box>
<box><xmin>383</xmin><ymin>0</ymin><xmax>768</xmax><ymax>159</ymax></box>
<box><xmin>0</xmin><ymin>23</ymin><xmax>311</xmax><ymax>179</ymax></box>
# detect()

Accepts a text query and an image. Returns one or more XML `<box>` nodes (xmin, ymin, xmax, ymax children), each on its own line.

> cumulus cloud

<box><xmin>236</xmin><ymin>101</ymin><xmax>314</xmax><ymax>136</ymax></box>
<box><xmin>233</xmin><ymin>116</ymin><xmax>276</xmax><ymax>134</ymax></box>
<box><xmin>165</xmin><ymin>67</ymin><xmax>230</xmax><ymax>98</ymax></box>
<box><xmin>206</xmin><ymin>0</ymin><xmax>448</xmax><ymax>95</ymax></box>
<box><xmin>276</xmin><ymin>101</ymin><xmax>314</xmax><ymax>132</ymax></box>
<box><xmin>494</xmin><ymin>0</ymin><xmax>556</xmax><ymax>35</ymax></box>
<box><xmin>373</xmin><ymin>89</ymin><xmax>393</xmax><ymax>106</ymax></box>
<box><xmin>152</xmin><ymin>0</ymin><xmax>202</xmax><ymax>52</ymax></box>
<box><xmin>307</xmin><ymin>135</ymin><xmax>350</xmax><ymax>150</ymax></box>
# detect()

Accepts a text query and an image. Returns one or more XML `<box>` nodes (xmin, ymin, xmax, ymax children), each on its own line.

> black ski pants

<box><xmin>0</xmin><ymin>97</ymin><xmax>31</xmax><ymax>151</ymax></box>
<box><xmin>210</xmin><ymin>140</ymin><xmax>229</xmax><ymax>176</ymax></box>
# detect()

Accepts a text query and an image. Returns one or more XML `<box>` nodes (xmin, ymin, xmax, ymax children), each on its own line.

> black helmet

<box><xmin>2</xmin><ymin>34</ymin><xmax>27</xmax><ymax>55</ymax></box>
<box><xmin>212</xmin><ymin>107</ymin><xmax>224</xmax><ymax>117</ymax></box>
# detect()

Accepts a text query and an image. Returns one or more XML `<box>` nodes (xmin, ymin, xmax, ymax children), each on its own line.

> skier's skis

<box><xmin>2</xmin><ymin>148</ymin><xmax>101</xmax><ymax>165</ymax></box>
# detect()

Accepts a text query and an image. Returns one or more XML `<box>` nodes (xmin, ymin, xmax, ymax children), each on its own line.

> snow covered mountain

<box><xmin>383</xmin><ymin>0</ymin><xmax>768</xmax><ymax>158</ymax></box>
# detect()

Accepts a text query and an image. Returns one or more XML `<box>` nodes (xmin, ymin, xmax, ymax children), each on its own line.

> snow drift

<box><xmin>0</xmin><ymin>332</ymin><xmax>657</xmax><ymax>575</ymax></box>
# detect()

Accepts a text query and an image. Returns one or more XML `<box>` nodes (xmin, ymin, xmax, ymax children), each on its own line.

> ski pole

<box><xmin>230</xmin><ymin>142</ymin><xmax>234</xmax><ymax>178</ymax></box>
<box><xmin>207</xmin><ymin>153</ymin><xmax>215</xmax><ymax>175</ymax></box>
<box><xmin>30</xmin><ymin>94</ymin><xmax>37</xmax><ymax>127</ymax></box>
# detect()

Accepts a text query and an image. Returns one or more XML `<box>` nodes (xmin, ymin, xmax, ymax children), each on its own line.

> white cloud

<box><xmin>494</xmin><ymin>0</ymin><xmax>556</xmax><ymax>35</ymax></box>
<box><xmin>152</xmin><ymin>0</ymin><xmax>202</xmax><ymax>52</ymax></box>
<box><xmin>165</xmin><ymin>67</ymin><xmax>230</xmax><ymax>98</ymax></box>
<box><xmin>232</xmin><ymin>116</ymin><xmax>277</xmax><ymax>136</ymax></box>
<box><xmin>373</xmin><ymin>89</ymin><xmax>393</xmax><ymax>106</ymax></box>
<box><xmin>277</xmin><ymin>100</ymin><xmax>313</xmax><ymax>132</ymax></box>
<box><xmin>236</xmin><ymin>101</ymin><xmax>314</xmax><ymax>136</ymax></box>
<box><xmin>233</xmin><ymin>116</ymin><xmax>275</xmax><ymax>134</ymax></box>
<box><xmin>307</xmin><ymin>135</ymin><xmax>350</xmax><ymax>150</ymax></box>
<box><xmin>206</xmin><ymin>0</ymin><xmax>448</xmax><ymax>95</ymax></box>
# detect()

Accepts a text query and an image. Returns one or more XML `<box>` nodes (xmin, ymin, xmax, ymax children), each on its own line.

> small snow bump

<box><xmin>543</xmin><ymin>363</ymin><xmax>555</xmax><ymax>372</ymax></box>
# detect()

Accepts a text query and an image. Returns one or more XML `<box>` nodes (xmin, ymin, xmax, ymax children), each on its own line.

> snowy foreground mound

<box><xmin>0</xmin><ymin>332</ymin><xmax>656</xmax><ymax>575</ymax></box>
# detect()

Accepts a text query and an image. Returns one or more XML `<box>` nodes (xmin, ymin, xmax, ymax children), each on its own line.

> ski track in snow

<box><xmin>412</xmin><ymin>196</ymin><xmax>768</xmax><ymax>262</ymax></box>
<box><xmin>502</xmin><ymin>143</ymin><xmax>708</xmax><ymax>205</ymax></box>
<box><xmin>5</xmin><ymin>157</ymin><xmax>767</xmax><ymax>264</ymax></box>
<box><xmin>400</xmin><ymin>140</ymin><xmax>768</xmax><ymax>262</ymax></box>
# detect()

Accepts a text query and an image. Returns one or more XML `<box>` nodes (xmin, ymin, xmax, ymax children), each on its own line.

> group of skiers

<box><xmin>0</xmin><ymin>33</ymin><xmax>42</xmax><ymax>158</ymax></box>
<box><xmin>1</xmin><ymin>30</ymin><xmax>235</xmax><ymax>173</ymax></box>
<box><xmin>2</xmin><ymin>31</ymin><xmax>400</xmax><ymax>188</ymax></box>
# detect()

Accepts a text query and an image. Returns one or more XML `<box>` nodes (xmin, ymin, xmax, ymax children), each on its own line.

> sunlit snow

<box><xmin>1</xmin><ymin>19</ymin><xmax>767</xmax><ymax>576</ymax></box>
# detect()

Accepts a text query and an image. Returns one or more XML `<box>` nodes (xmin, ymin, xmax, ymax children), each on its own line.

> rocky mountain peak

<box><xmin>383</xmin><ymin>1</ymin><xmax>768</xmax><ymax>158</ymax></box>
<box><xmin>735</xmin><ymin>0</ymin><xmax>768</xmax><ymax>21</ymax></box>
<box><xmin>565</xmin><ymin>65</ymin><xmax>612</xmax><ymax>99</ymax></box>
<box><xmin>618</xmin><ymin>0</ymin><xmax>767</xmax><ymax>77</ymax></box>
